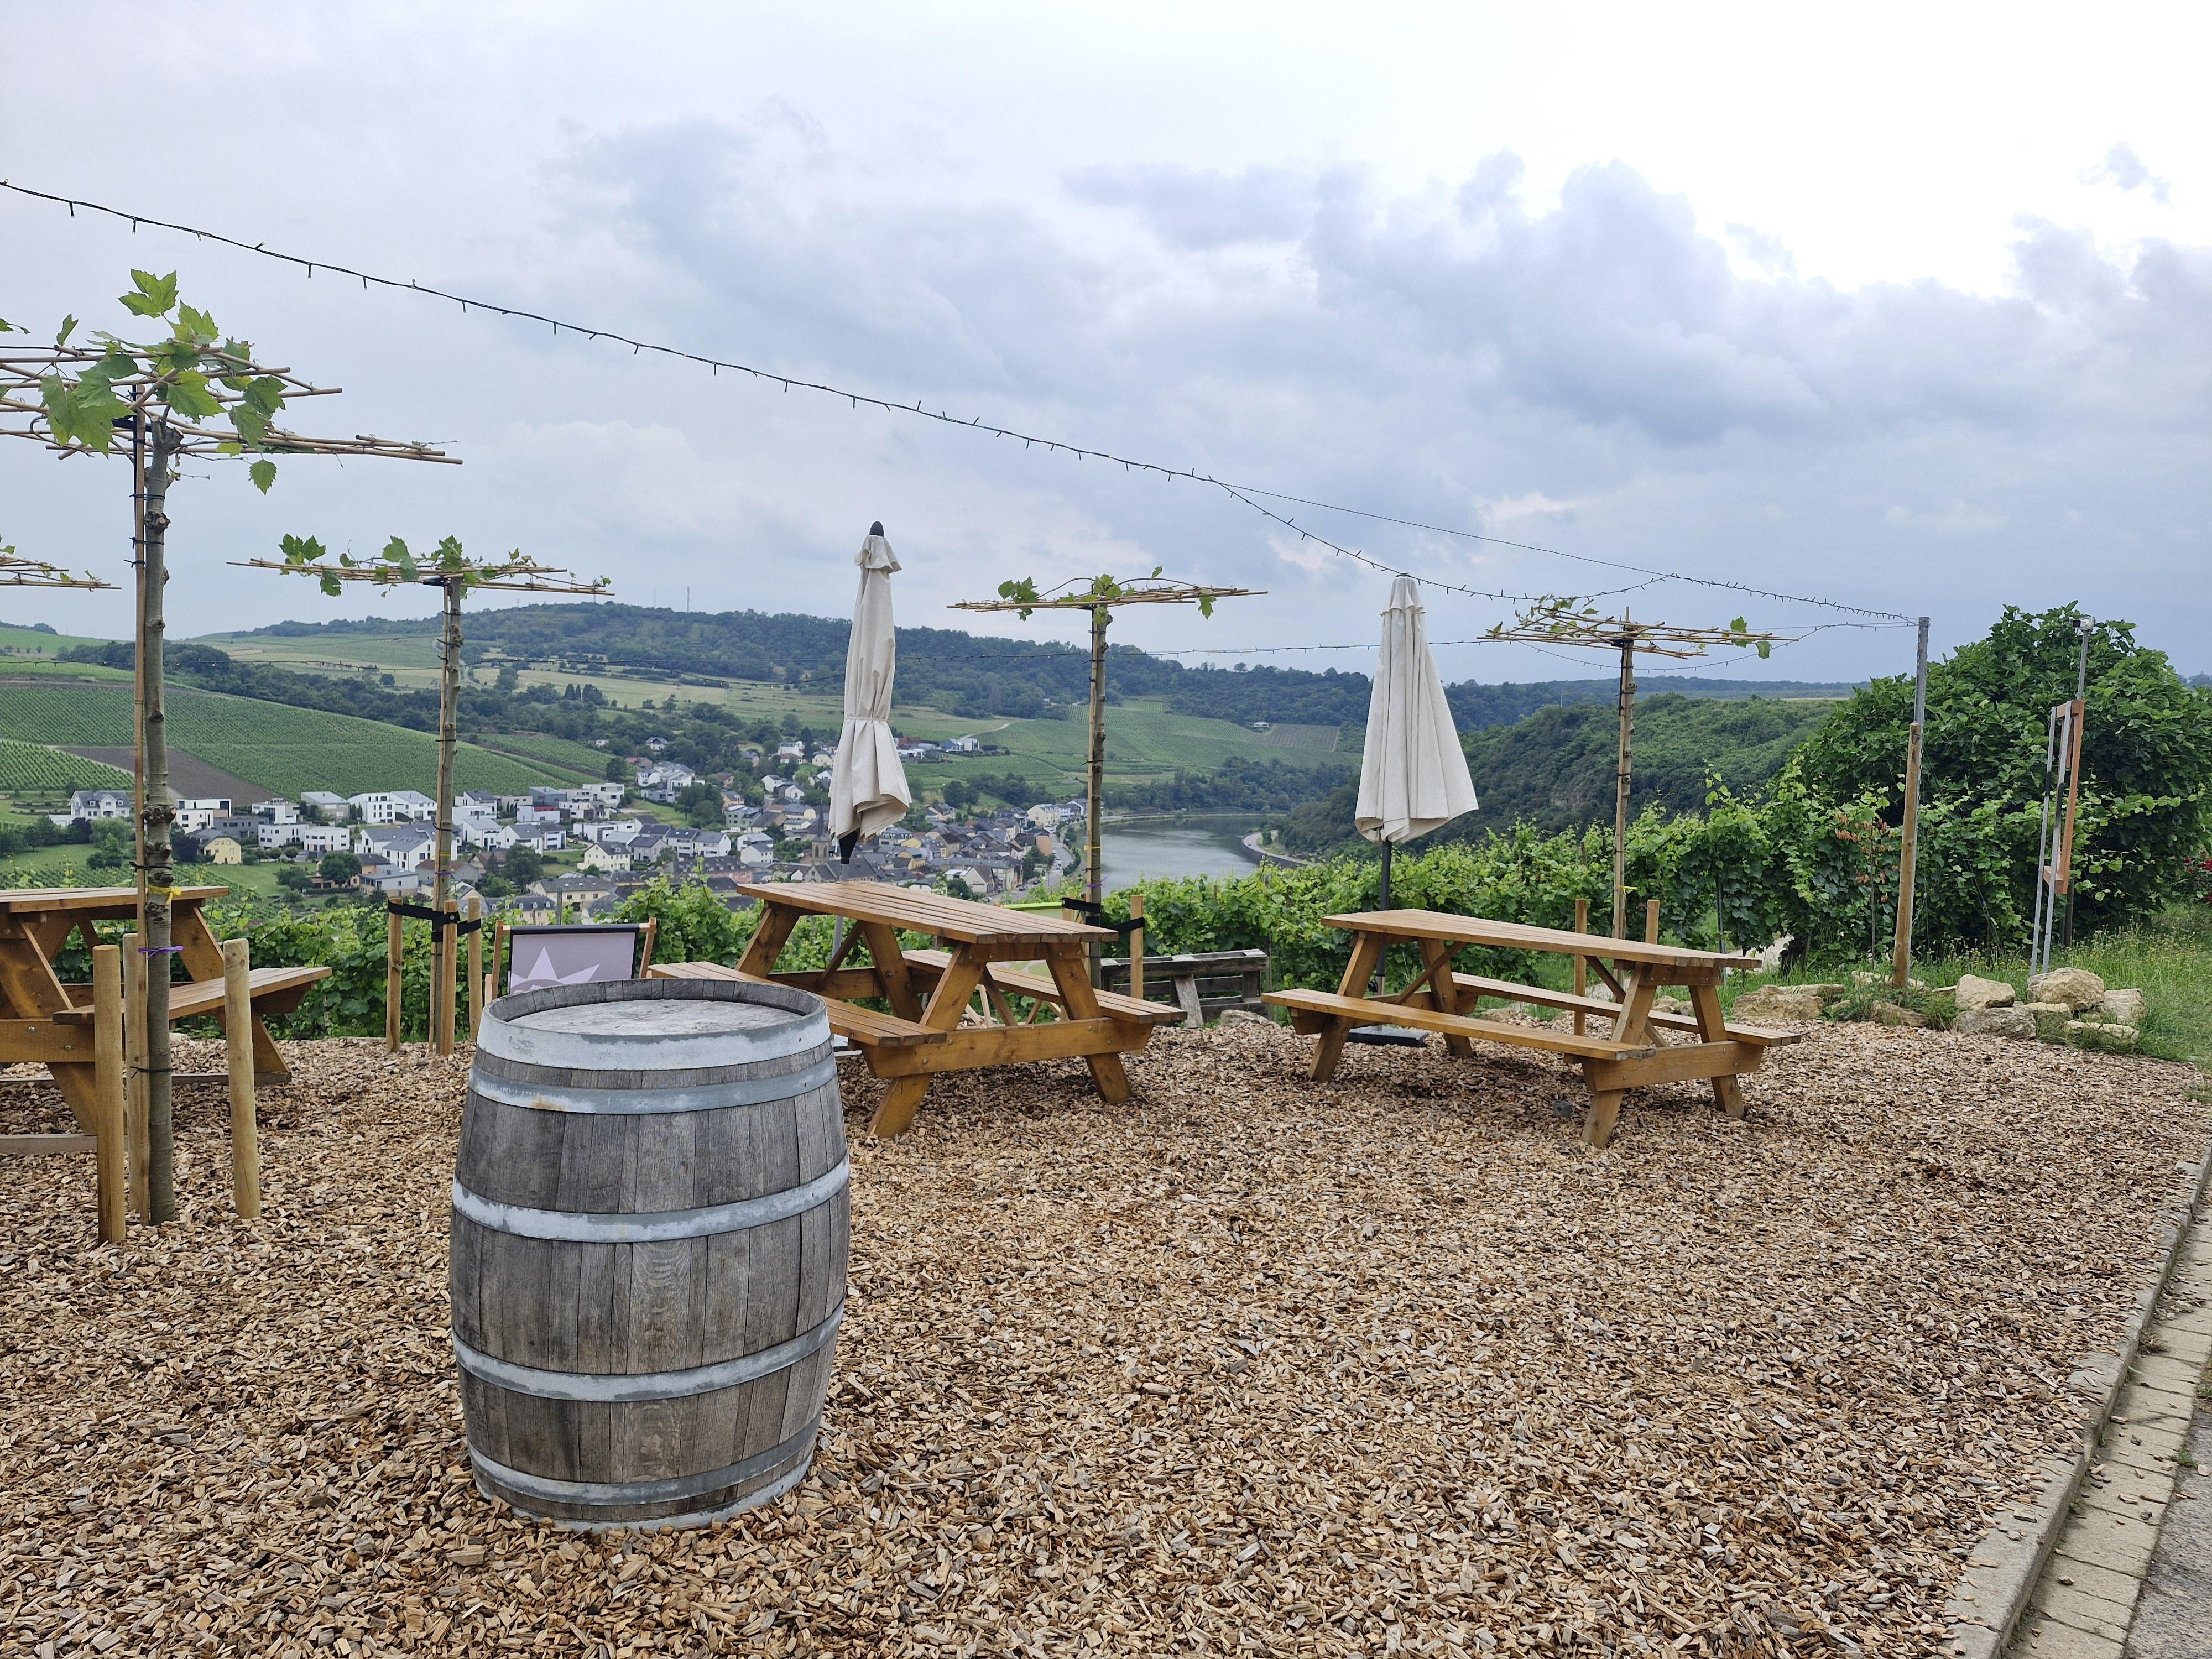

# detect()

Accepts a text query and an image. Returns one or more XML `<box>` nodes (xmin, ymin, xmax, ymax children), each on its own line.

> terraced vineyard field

<box><xmin>0</xmin><ymin>739</ymin><xmax>132</xmax><ymax>796</ymax></box>
<box><xmin>0</xmin><ymin>681</ymin><xmax>594</xmax><ymax>798</ymax></box>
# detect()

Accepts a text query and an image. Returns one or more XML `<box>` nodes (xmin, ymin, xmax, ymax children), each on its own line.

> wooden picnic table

<box><xmin>1263</xmin><ymin>909</ymin><xmax>1799</xmax><ymax>1147</ymax></box>
<box><xmin>0</xmin><ymin>885</ymin><xmax>328</xmax><ymax>1130</ymax></box>
<box><xmin>648</xmin><ymin>881</ymin><xmax>1185</xmax><ymax>1138</ymax></box>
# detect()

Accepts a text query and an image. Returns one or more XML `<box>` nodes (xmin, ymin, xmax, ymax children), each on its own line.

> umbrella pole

<box><xmin>1612</xmin><ymin>637</ymin><xmax>1634</xmax><ymax>940</ymax></box>
<box><xmin>1372</xmin><ymin>839</ymin><xmax>1392</xmax><ymax>994</ymax></box>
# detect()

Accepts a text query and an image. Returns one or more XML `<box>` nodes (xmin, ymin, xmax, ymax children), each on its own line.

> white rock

<box><xmin>2098</xmin><ymin>988</ymin><xmax>2147</xmax><ymax>1026</ymax></box>
<box><xmin>1953</xmin><ymin>974</ymin><xmax>2017</xmax><ymax>1013</ymax></box>
<box><xmin>2027</xmin><ymin>968</ymin><xmax>2106</xmax><ymax>1012</ymax></box>
<box><xmin>2067</xmin><ymin>1020</ymin><xmax>2139</xmax><ymax>1054</ymax></box>
<box><xmin>1954</xmin><ymin>1006</ymin><xmax>2036</xmax><ymax>1040</ymax></box>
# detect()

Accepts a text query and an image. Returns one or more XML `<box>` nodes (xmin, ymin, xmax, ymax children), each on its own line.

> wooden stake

<box><xmin>1130</xmin><ymin>891</ymin><xmax>1145</xmax><ymax>1003</ymax></box>
<box><xmin>92</xmin><ymin>943</ymin><xmax>126</xmax><ymax>1245</ymax></box>
<box><xmin>1645</xmin><ymin>899</ymin><xmax>1661</xmax><ymax>946</ymax></box>
<box><xmin>1571</xmin><ymin>897</ymin><xmax>1589</xmax><ymax>1037</ymax></box>
<box><xmin>436</xmin><ymin>897</ymin><xmax>458</xmax><ymax>1056</ymax></box>
<box><xmin>385</xmin><ymin>903</ymin><xmax>403</xmax><ymax>1051</ymax></box>
<box><xmin>638</xmin><ymin>916</ymin><xmax>659</xmax><ymax>975</ymax></box>
<box><xmin>221</xmin><ymin>937</ymin><xmax>260</xmax><ymax>1218</ymax></box>
<box><xmin>1612</xmin><ymin>638</ymin><xmax>1635</xmax><ymax>939</ymax></box>
<box><xmin>466</xmin><ymin>893</ymin><xmax>484</xmax><ymax>1042</ymax></box>
<box><xmin>125</xmin><ymin>929</ymin><xmax>149</xmax><ymax>1222</ymax></box>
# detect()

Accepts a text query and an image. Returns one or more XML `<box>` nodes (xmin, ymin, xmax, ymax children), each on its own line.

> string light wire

<box><xmin>0</xmin><ymin>178</ymin><xmax>1916</xmax><ymax>625</ymax></box>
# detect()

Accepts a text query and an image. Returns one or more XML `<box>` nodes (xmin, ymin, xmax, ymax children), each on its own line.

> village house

<box><xmin>300</xmin><ymin>790</ymin><xmax>350</xmax><ymax>822</ymax></box>
<box><xmin>348</xmin><ymin>789</ymin><xmax>436</xmax><ymax>826</ymax></box>
<box><xmin>579</xmin><ymin>841</ymin><xmax>631</xmax><ymax>874</ymax></box>
<box><xmin>67</xmin><ymin>788</ymin><xmax>132</xmax><ymax>821</ymax></box>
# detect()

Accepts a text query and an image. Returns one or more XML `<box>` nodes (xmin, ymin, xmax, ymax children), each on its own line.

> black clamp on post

<box><xmin>1056</xmin><ymin>898</ymin><xmax>1144</xmax><ymax>940</ymax></box>
<box><xmin>386</xmin><ymin>900</ymin><xmax>484</xmax><ymax>936</ymax></box>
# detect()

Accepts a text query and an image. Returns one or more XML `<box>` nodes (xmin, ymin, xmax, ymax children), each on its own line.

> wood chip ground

<box><xmin>3</xmin><ymin>1020</ymin><xmax>2206</xmax><ymax>1656</ymax></box>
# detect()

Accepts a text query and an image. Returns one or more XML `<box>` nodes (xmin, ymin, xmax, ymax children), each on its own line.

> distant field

<box><xmin>0</xmin><ymin>739</ymin><xmax>131</xmax><ymax>798</ymax></box>
<box><xmin>469</xmin><ymin>730</ymin><xmax>618</xmax><ymax>775</ymax></box>
<box><xmin>0</xmin><ymin>680</ymin><xmax>596</xmax><ymax>798</ymax></box>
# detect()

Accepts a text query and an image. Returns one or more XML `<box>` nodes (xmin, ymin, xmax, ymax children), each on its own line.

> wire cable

<box><xmin>0</xmin><ymin>177</ymin><xmax>1914</xmax><ymax>622</ymax></box>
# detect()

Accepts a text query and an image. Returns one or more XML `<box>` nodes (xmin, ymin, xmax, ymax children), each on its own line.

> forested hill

<box><xmin>1277</xmin><ymin>693</ymin><xmax>1838</xmax><ymax>851</ymax></box>
<box><xmin>234</xmin><ymin>603</ymin><xmax>1856</xmax><ymax>729</ymax></box>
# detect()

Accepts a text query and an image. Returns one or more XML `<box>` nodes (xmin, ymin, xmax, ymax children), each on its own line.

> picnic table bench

<box><xmin>1264</xmin><ymin>909</ymin><xmax>1798</xmax><ymax>1147</ymax></box>
<box><xmin>649</xmin><ymin>881</ymin><xmax>1185</xmax><ymax>1137</ymax></box>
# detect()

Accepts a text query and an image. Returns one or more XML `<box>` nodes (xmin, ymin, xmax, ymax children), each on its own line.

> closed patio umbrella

<box><xmin>1356</xmin><ymin>575</ymin><xmax>1477</xmax><ymax>909</ymax></box>
<box><xmin>830</xmin><ymin>522</ymin><xmax>912</xmax><ymax>863</ymax></box>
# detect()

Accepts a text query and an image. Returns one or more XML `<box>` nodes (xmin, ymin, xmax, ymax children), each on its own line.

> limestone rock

<box><xmin>1731</xmin><ymin>984</ymin><xmax>1832</xmax><ymax>1023</ymax></box>
<box><xmin>2098</xmin><ymin>988</ymin><xmax>2147</xmax><ymax>1026</ymax></box>
<box><xmin>1954</xmin><ymin>1006</ymin><xmax>2036</xmax><ymax>1039</ymax></box>
<box><xmin>2023</xmin><ymin>1001</ymin><xmax>2074</xmax><ymax>1041</ymax></box>
<box><xmin>1870</xmin><ymin>1003</ymin><xmax>1928</xmax><ymax>1028</ymax></box>
<box><xmin>1215</xmin><ymin>1009</ymin><xmax>1275</xmax><ymax>1028</ymax></box>
<box><xmin>1953</xmin><ymin>974</ymin><xmax>2017</xmax><ymax>1013</ymax></box>
<box><xmin>2027</xmin><ymin>968</ymin><xmax>2106</xmax><ymax>1012</ymax></box>
<box><xmin>1651</xmin><ymin>994</ymin><xmax>1692</xmax><ymax>1015</ymax></box>
<box><xmin>2067</xmin><ymin>1020</ymin><xmax>2139</xmax><ymax>1054</ymax></box>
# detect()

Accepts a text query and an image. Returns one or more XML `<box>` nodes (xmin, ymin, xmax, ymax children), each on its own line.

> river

<box><xmin>1097</xmin><ymin>816</ymin><xmax>1260</xmax><ymax>891</ymax></box>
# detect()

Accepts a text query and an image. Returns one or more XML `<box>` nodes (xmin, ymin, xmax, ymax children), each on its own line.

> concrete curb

<box><xmin>1945</xmin><ymin>1141</ymin><xmax>2212</xmax><ymax>1658</ymax></box>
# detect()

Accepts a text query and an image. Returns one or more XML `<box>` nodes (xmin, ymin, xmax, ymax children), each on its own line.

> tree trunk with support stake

<box><xmin>432</xmin><ymin>580</ymin><xmax>462</xmax><ymax>1055</ymax></box>
<box><xmin>1890</xmin><ymin>617</ymin><xmax>1930</xmax><ymax>987</ymax></box>
<box><xmin>1086</xmin><ymin>604</ymin><xmax>1108</xmax><ymax>986</ymax></box>
<box><xmin>138</xmin><ymin>420</ymin><xmax>180</xmax><ymax>1224</ymax></box>
<box><xmin>1611</xmin><ymin>639</ymin><xmax>1635</xmax><ymax>940</ymax></box>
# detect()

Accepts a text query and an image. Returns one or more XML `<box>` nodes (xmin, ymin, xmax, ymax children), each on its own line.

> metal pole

<box><xmin>139</xmin><ymin>420</ymin><xmax>179</xmax><ymax>1224</ymax></box>
<box><xmin>1087</xmin><ymin>604</ymin><xmax>1108</xmax><ymax>986</ymax></box>
<box><xmin>2060</xmin><ymin>619</ymin><xmax>2091</xmax><ymax>948</ymax></box>
<box><xmin>1611</xmin><ymin>637</ymin><xmax>1634</xmax><ymax>938</ymax></box>
<box><xmin>1889</xmin><ymin>616</ymin><xmax>1929</xmax><ymax>987</ymax></box>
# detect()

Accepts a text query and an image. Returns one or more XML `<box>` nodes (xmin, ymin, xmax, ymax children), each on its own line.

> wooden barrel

<box><xmin>450</xmin><ymin>977</ymin><xmax>846</xmax><ymax>1529</ymax></box>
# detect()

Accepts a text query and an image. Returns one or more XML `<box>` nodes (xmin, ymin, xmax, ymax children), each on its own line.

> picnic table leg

<box><xmin>870</xmin><ymin>1076</ymin><xmax>932</xmax><ymax>1139</ymax></box>
<box><xmin>1044</xmin><ymin>943</ymin><xmax>1132</xmax><ymax>1104</ymax></box>
<box><xmin>1609</xmin><ymin>964</ymin><xmax>1658</xmax><ymax>1047</ymax></box>
<box><xmin>735</xmin><ymin>904</ymin><xmax>800</xmax><ymax>978</ymax></box>
<box><xmin>1688</xmin><ymin>981</ymin><xmax>1749</xmax><ymax>1119</ymax></box>
<box><xmin>867</xmin><ymin>947</ymin><xmax>986</xmax><ymax>1139</ymax></box>
<box><xmin>1311</xmin><ymin>932</ymin><xmax>1385</xmax><ymax>1082</ymax></box>
<box><xmin>1418</xmin><ymin>940</ymin><xmax>1474</xmax><ymax>1057</ymax></box>
<box><xmin>1582</xmin><ymin>1083</ymin><xmax>1624</xmax><ymax>1149</ymax></box>
<box><xmin>859</xmin><ymin>924</ymin><xmax>926</xmax><ymax>1021</ymax></box>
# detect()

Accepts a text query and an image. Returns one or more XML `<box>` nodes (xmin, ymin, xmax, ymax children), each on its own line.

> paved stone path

<box><xmin>2009</xmin><ymin>1224</ymin><xmax>2212</xmax><ymax>1658</ymax></box>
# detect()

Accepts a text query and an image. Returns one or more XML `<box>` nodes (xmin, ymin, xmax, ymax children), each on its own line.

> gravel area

<box><xmin>3</xmin><ymin>1020</ymin><xmax>2208</xmax><ymax>1657</ymax></box>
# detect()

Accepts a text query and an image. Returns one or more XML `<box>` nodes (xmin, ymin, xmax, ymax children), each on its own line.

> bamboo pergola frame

<box><xmin>232</xmin><ymin>553</ymin><xmax>609</xmax><ymax>1053</ymax></box>
<box><xmin>952</xmin><ymin>578</ymin><xmax>1258</xmax><ymax>948</ymax></box>
<box><xmin>1482</xmin><ymin>604</ymin><xmax>1796</xmax><ymax>939</ymax></box>
<box><xmin>0</xmin><ymin>334</ymin><xmax>454</xmax><ymax>1225</ymax></box>
<box><xmin>0</xmin><ymin>546</ymin><xmax>115</xmax><ymax>592</ymax></box>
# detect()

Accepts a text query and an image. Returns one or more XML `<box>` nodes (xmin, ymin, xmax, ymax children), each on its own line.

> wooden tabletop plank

<box><xmin>0</xmin><ymin>885</ymin><xmax>228</xmax><ymax>917</ymax></box>
<box><xmin>1320</xmin><ymin>909</ymin><xmax>1762</xmax><ymax>971</ymax></box>
<box><xmin>753</xmin><ymin>881</ymin><xmax>1114</xmax><ymax>944</ymax></box>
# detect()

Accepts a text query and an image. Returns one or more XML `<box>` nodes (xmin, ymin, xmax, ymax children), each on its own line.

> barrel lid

<box><xmin>510</xmin><ymin>1000</ymin><xmax>792</xmax><ymax>1038</ymax></box>
<box><xmin>478</xmin><ymin>978</ymin><xmax>829</xmax><ymax>1070</ymax></box>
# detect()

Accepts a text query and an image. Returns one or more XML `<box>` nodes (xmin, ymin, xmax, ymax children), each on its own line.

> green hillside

<box><xmin>0</xmin><ymin>739</ymin><xmax>132</xmax><ymax>797</ymax></box>
<box><xmin>1278</xmin><ymin>693</ymin><xmax>1834</xmax><ymax>852</ymax></box>
<box><xmin>0</xmin><ymin>680</ymin><xmax>597</xmax><ymax>799</ymax></box>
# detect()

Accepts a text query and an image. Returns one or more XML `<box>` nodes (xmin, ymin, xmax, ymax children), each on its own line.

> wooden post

<box><xmin>125</xmin><ymin>929</ymin><xmax>149</xmax><ymax>1222</ymax></box>
<box><xmin>1611</xmin><ymin>637</ymin><xmax>1635</xmax><ymax>939</ymax></box>
<box><xmin>221</xmin><ymin>937</ymin><xmax>260</xmax><ymax>1219</ymax></box>
<box><xmin>436</xmin><ymin>897</ymin><xmax>458</xmax><ymax>1056</ymax></box>
<box><xmin>1889</xmin><ymin>616</ymin><xmax>1929</xmax><ymax>988</ymax></box>
<box><xmin>1086</xmin><ymin>602</ymin><xmax>1109</xmax><ymax>988</ymax></box>
<box><xmin>638</xmin><ymin>916</ymin><xmax>659</xmax><ymax>975</ymax></box>
<box><xmin>385</xmin><ymin>902</ymin><xmax>404</xmax><ymax>1051</ymax></box>
<box><xmin>1645</xmin><ymin>899</ymin><xmax>1660</xmax><ymax>946</ymax></box>
<box><xmin>1571</xmin><ymin>896</ymin><xmax>1588</xmax><ymax>1037</ymax></box>
<box><xmin>92</xmin><ymin>944</ymin><xmax>126</xmax><ymax>1245</ymax></box>
<box><xmin>486</xmin><ymin>920</ymin><xmax>507</xmax><ymax>1008</ymax></box>
<box><xmin>139</xmin><ymin>419</ymin><xmax>180</xmax><ymax>1224</ymax></box>
<box><xmin>1129</xmin><ymin>891</ymin><xmax>1145</xmax><ymax>1003</ymax></box>
<box><xmin>466</xmin><ymin>893</ymin><xmax>484</xmax><ymax>1042</ymax></box>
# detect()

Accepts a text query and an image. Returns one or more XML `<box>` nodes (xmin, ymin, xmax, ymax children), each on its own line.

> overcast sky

<box><xmin>3</xmin><ymin>3</ymin><xmax>2205</xmax><ymax>684</ymax></box>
